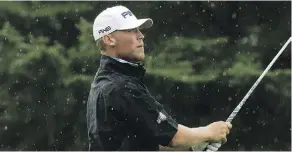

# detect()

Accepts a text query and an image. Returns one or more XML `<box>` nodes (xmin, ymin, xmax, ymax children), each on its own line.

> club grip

<box><xmin>205</xmin><ymin>142</ymin><xmax>222</xmax><ymax>152</ymax></box>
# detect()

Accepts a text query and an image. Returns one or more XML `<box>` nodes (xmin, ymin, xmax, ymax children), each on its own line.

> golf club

<box><xmin>193</xmin><ymin>37</ymin><xmax>291</xmax><ymax>152</ymax></box>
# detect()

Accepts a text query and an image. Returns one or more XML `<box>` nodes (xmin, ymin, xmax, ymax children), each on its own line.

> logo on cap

<box><xmin>121</xmin><ymin>11</ymin><xmax>133</xmax><ymax>18</ymax></box>
<box><xmin>98</xmin><ymin>26</ymin><xmax>111</xmax><ymax>34</ymax></box>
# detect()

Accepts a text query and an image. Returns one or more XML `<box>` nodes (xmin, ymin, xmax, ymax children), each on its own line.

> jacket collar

<box><xmin>98</xmin><ymin>55</ymin><xmax>146</xmax><ymax>80</ymax></box>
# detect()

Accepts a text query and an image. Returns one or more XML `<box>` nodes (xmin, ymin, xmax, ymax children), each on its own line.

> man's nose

<box><xmin>137</xmin><ymin>30</ymin><xmax>144</xmax><ymax>39</ymax></box>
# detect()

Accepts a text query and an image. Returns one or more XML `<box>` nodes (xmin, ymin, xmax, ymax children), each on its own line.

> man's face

<box><xmin>111</xmin><ymin>28</ymin><xmax>145</xmax><ymax>62</ymax></box>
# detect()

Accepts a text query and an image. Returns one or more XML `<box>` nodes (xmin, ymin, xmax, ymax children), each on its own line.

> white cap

<box><xmin>92</xmin><ymin>5</ymin><xmax>153</xmax><ymax>41</ymax></box>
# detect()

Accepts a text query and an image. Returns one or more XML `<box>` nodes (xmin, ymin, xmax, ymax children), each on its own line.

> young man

<box><xmin>86</xmin><ymin>5</ymin><xmax>232</xmax><ymax>151</ymax></box>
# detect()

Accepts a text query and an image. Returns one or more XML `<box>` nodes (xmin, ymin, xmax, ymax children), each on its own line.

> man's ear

<box><xmin>103</xmin><ymin>35</ymin><xmax>116</xmax><ymax>46</ymax></box>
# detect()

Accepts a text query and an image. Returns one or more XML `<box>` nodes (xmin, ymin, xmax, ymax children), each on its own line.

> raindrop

<box><xmin>232</xmin><ymin>13</ymin><xmax>237</xmax><ymax>19</ymax></box>
<box><xmin>82</xmin><ymin>68</ymin><xmax>86</xmax><ymax>72</ymax></box>
<box><xmin>210</xmin><ymin>3</ymin><xmax>215</xmax><ymax>8</ymax></box>
<box><xmin>4</xmin><ymin>126</ymin><xmax>8</xmax><ymax>130</ymax></box>
<box><xmin>228</xmin><ymin>97</ymin><xmax>232</xmax><ymax>101</ymax></box>
<box><xmin>272</xmin><ymin>137</ymin><xmax>279</xmax><ymax>143</ymax></box>
<box><xmin>55</xmin><ymin>23</ymin><xmax>61</xmax><ymax>30</ymax></box>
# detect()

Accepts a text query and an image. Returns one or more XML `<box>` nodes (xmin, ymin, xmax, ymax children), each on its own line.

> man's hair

<box><xmin>95</xmin><ymin>38</ymin><xmax>106</xmax><ymax>52</ymax></box>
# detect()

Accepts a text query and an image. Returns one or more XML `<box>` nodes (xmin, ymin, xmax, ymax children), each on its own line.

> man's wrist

<box><xmin>196</xmin><ymin>126</ymin><xmax>211</xmax><ymax>142</ymax></box>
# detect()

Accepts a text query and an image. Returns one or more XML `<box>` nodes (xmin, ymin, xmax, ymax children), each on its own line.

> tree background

<box><xmin>0</xmin><ymin>1</ymin><xmax>291</xmax><ymax>151</ymax></box>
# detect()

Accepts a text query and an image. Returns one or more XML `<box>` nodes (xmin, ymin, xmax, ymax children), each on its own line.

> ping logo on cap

<box><xmin>98</xmin><ymin>26</ymin><xmax>111</xmax><ymax>34</ymax></box>
<box><xmin>121</xmin><ymin>10</ymin><xmax>133</xmax><ymax>18</ymax></box>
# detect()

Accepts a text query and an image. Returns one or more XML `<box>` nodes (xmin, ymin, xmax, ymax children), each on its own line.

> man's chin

<box><xmin>131</xmin><ymin>57</ymin><xmax>144</xmax><ymax>63</ymax></box>
<box><xmin>136</xmin><ymin>54</ymin><xmax>145</xmax><ymax>62</ymax></box>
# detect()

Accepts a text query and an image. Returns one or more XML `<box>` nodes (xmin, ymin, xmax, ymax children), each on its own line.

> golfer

<box><xmin>86</xmin><ymin>5</ymin><xmax>232</xmax><ymax>151</ymax></box>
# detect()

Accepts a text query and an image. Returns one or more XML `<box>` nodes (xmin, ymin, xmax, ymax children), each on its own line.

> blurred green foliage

<box><xmin>0</xmin><ymin>1</ymin><xmax>290</xmax><ymax>151</ymax></box>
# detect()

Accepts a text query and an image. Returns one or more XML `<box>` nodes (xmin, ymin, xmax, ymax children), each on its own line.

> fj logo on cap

<box><xmin>98</xmin><ymin>26</ymin><xmax>111</xmax><ymax>34</ymax></box>
<box><xmin>121</xmin><ymin>11</ymin><xmax>133</xmax><ymax>18</ymax></box>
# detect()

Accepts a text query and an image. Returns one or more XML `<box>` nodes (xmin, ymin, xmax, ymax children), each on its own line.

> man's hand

<box><xmin>168</xmin><ymin>122</ymin><xmax>232</xmax><ymax>150</ymax></box>
<box><xmin>190</xmin><ymin>121</ymin><xmax>232</xmax><ymax>151</ymax></box>
<box><xmin>190</xmin><ymin>142</ymin><xmax>209</xmax><ymax>151</ymax></box>
<box><xmin>159</xmin><ymin>145</ymin><xmax>189</xmax><ymax>151</ymax></box>
<box><xmin>205</xmin><ymin>121</ymin><xmax>232</xmax><ymax>143</ymax></box>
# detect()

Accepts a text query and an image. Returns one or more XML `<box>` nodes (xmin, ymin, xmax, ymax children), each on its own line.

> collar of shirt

<box><xmin>99</xmin><ymin>55</ymin><xmax>146</xmax><ymax>80</ymax></box>
<box><xmin>110</xmin><ymin>57</ymin><xmax>139</xmax><ymax>67</ymax></box>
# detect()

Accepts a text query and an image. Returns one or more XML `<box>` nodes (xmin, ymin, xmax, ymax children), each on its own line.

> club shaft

<box><xmin>226</xmin><ymin>37</ymin><xmax>292</xmax><ymax>123</ymax></box>
<box><xmin>204</xmin><ymin>37</ymin><xmax>291</xmax><ymax>152</ymax></box>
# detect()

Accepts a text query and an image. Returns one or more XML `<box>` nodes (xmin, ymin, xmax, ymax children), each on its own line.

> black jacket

<box><xmin>87</xmin><ymin>55</ymin><xmax>178</xmax><ymax>151</ymax></box>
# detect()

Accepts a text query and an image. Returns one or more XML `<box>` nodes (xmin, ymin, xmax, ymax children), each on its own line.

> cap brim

<box><xmin>119</xmin><ymin>18</ymin><xmax>153</xmax><ymax>30</ymax></box>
